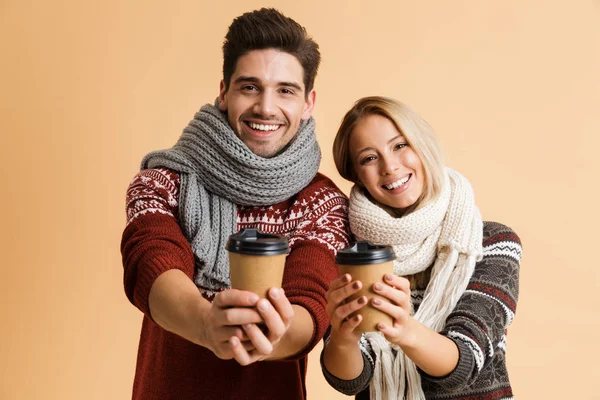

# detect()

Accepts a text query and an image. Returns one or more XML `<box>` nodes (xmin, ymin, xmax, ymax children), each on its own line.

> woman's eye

<box><xmin>360</xmin><ymin>156</ymin><xmax>376</xmax><ymax>165</ymax></box>
<box><xmin>394</xmin><ymin>143</ymin><xmax>408</xmax><ymax>151</ymax></box>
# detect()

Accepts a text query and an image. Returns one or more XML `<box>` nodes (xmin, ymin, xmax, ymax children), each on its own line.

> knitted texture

<box><xmin>320</xmin><ymin>222</ymin><xmax>521</xmax><ymax>400</ymax></box>
<box><xmin>121</xmin><ymin>169</ymin><xmax>351</xmax><ymax>400</ymax></box>
<box><xmin>348</xmin><ymin>168</ymin><xmax>483</xmax><ymax>400</ymax></box>
<box><xmin>141</xmin><ymin>104</ymin><xmax>321</xmax><ymax>293</ymax></box>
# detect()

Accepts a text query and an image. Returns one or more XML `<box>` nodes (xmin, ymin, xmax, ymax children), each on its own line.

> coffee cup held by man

<box><xmin>120</xmin><ymin>8</ymin><xmax>351</xmax><ymax>400</ymax></box>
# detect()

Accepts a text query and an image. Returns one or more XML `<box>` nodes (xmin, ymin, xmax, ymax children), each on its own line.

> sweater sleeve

<box><xmin>320</xmin><ymin>327</ymin><xmax>375</xmax><ymax>395</ymax></box>
<box><xmin>419</xmin><ymin>222</ymin><xmax>522</xmax><ymax>391</ymax></box>
<box><xmin>282</xmin><ymin>177</ymin><xmax>352</xmax><ymax>359</ymax></box>
<box><xmin>120</xmin><ymin>168</ymin><xmax>196</xmax><ymax>318</ymax></box>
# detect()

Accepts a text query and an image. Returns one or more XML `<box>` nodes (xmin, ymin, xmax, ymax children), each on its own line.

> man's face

<box><xmin>218</xmin><ymin>49</ymin><xmax>316</xmax><ymax>158</ymax></box>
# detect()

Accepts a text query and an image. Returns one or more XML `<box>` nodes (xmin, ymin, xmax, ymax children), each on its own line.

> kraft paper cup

<box><xmin>226</xmin><ymin>228</ymin><xmax>288</xmax><ymax>299</ymax></box>
<box><xmin>336</xmin><ymin>241</ymin><xmax>395</xmax><ymax>333</ymax></box>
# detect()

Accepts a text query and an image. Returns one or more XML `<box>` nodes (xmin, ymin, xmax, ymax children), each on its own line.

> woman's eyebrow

<box><xmin>355</xmin><ymin>135</ymin><xmax>405</xmax><ymax>156</ymax></box>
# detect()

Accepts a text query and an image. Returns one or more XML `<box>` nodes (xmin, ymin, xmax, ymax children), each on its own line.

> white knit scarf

<box><xmin>348</xmin><ymin>168</ymin><xmax>483</xmax><ymax>400</ymax></box>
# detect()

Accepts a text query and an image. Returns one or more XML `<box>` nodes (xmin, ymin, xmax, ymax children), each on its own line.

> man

<box><xmin>121</xmin><ymin>8</ymin><xmax>351</xmax><ymax>400</ymax></box>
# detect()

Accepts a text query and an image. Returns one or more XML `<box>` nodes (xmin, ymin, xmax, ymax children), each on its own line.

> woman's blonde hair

<box><xmin>332</xmin><ymin>96</ymin><xmax>446</xmax><ymax>208</ymax></box>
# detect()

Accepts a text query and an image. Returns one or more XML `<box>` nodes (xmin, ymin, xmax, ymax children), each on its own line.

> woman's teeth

<box><xmin>384</xmin><ymin>175</ymin><xmax>410</xmax><ymax>190</ymax></box>
<box><xmin>248</xmin><ymin>122</ymin><xmax>280</xmax><ymax>131</ymax></box>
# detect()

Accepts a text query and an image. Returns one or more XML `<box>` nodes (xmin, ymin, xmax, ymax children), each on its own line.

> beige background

<box><xmin>1</xmin><ymin>1</ymin><xmax>599</xmax><ymax>399</ymax></box>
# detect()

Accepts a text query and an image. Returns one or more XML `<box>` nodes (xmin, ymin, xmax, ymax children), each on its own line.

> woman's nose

<box><xmin>380</xmin><ymin>155</ymin><xmax>399</xmax><ymax>175</ymax></box>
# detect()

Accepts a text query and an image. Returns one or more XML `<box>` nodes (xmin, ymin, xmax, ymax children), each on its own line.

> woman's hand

<box><xmin>371</xmin><ymin>273</ymin><xmax>461</xmax><ymax>376</ymax></box>
<box><xmin>370</xmin><ymin>273</ymin><xmax>416</xmax><ymax>347</ymax></box>
<box><xmin>326</xmin><ymin>273</ymin><xmax>368</xmax><ymax>346</ymax></box>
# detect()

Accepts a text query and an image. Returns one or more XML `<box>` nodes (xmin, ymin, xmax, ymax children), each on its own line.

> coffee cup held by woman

<box><xmin>321</xmin><ymin>96</ymin><xmax>522</xmax><ymax>400</ymax></box>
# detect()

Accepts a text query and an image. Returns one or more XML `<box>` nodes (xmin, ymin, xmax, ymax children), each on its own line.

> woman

<box><xmin>321</xmin><ymin>97</ymin><xmax>522</xmax><ymax>399</ymax></box>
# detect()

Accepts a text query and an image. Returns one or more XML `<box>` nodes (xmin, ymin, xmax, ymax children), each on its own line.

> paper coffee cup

<box><xmin>336</xmin><ymin>241</ymin><xmax>395</xmax><ymax>333</ymax></box>
<box><xmin>226</xmin><ymin>228</ymin><xmax>289</xmax><ymax>298</ymax></box>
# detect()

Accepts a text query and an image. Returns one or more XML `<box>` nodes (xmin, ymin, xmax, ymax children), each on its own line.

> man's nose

<box><xmin>253</xmin><ymin>91</ymin><xmax>276</xmax><ymax>117</ymax></box>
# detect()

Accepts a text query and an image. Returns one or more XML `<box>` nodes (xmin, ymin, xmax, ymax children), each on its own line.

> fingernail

<box><xmin>352</xmin><ymin>281</ymin><xmax>361</xmax><ymax>289</ymax></box>
<box><xmin>270</xmin><ymin>288</ymin><xmax>280</xmax><ymax>299</ymax></box>
<box><xmin>258</xmin><ymin>300</ymin><xmax>269</xmax><ymax>311</ymax></box>
<box><xmin>385</xmin><ymin>274</ymin><xmax>393</xmax><ymax>281</ymax></box>
<box><xmin>373</xmin><ymin>283</ymin><xmax>382</xmax><ymax>291</ymax></box>
<box><xmin>372</xmin><ymin>298</ymin><xmax>381</xmax><ymax>306</ymax></box>
<box><xmin>357</xmin><ymin>296</ymin><xmax>366</xmax><ymax>305</ymax></box>
<box><xmin>342</xmin><ymin>274</ymin><xmax>350</xmax><ymax>283</ymax></box>
<box><xmin>243</xmin><ymin>324</ymin><xmax>252</xmax><ymax>330</ymax></box>
<box><xmin>353</xmin><ymin>315</ymin><xmax>361</xmax><ymax>322</ymax></box>
<box><xmin>378</xmin><ymin>322</ymin><xmax>387</xmax><ymax>329</ymax></box>
<box><xmin>248</xmin><ymin>294</ymin><xmax>259</xmax><ymax>304</ymax></box>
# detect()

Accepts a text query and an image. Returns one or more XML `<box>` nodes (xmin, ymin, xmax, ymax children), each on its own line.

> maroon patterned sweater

<box><xmin>121</xmin><ymin>168</ymin><xmax>351</xmax><ymax>400</ymax></box>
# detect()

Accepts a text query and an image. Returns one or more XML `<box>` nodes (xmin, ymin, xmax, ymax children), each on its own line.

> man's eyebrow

<box><xmin>233</xmin><ymin>76</ymin><xmax>260</xmax><ymax>84</ymax></box>
<box><xmin>279</xmin><ymin>81</ymin><xmax>303</xmax><ymax>92</ymax></box>
<box><xmin>233</xmin><ymin>76</ymin><xmax>303</xmax><ymax>92</ymax></box>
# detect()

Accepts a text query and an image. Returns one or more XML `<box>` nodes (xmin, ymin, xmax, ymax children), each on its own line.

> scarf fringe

<box><xmin>351</xmin><ymin>169</ymin><xmax>483</xmax><ymax>399</ymax></box>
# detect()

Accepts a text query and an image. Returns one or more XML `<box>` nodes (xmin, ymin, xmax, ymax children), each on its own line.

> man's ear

<box><xmin>218</xmin><ymin>80</ymin><xmax>227</xmax><ymax>111</ymax></box>
<box><xmin>301</xmin><ymin>90</ymin><xmax>316</xmax><ymax>120</ymax></box>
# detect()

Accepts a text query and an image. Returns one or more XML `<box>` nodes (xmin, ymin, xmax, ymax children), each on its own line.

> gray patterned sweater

<box><xmin>320</xmin><ymin>222</ymin><xmax>521</xmax><ymax>400</ymax></box>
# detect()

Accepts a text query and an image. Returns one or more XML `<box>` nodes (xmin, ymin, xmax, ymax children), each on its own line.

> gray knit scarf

<box><xmin>141</xmin><ymin>103</ymin><xmax>321</xmax><ymax>294</ymax></box>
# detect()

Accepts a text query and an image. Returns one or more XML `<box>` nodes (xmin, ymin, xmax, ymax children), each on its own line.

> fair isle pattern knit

<box><xmin>126</xmin><ymin>169</ymin><xmax>179</xmax><ymax>223</ymax></box>
<box><xmin>321</xmin><ymin>222</ymin><xmax>521</xmax><ymax>400</ymax></box>
<box><xmin>122</xmin><ymin>168</ymin><xmax>351</xmax><ymax>400</ymax></box>
<box><xmin>237</xmin><ymin>184</ymin><xmax>350</xmax><ymax>255</ymax></box>
<box><xmin>125</xmin><ymin>168</ymin><xmax>350</xmax><ymax>297</ymax></box>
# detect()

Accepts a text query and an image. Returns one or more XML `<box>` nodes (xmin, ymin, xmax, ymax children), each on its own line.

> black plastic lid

<box><xmin>226</xmin><ymin>228</ymin><xmax>289</xmax><ymax>255</ymax></box>
<box><xmin>335</xmin><ymin>241</ymin><xmax>395</xmax><ymax>265</ymax></box>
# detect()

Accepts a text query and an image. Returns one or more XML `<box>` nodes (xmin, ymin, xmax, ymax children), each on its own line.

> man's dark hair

<box><xmin>223</xmin><ymin>8</ymin><xmax>321</xmax><ymax>95</ymax></box>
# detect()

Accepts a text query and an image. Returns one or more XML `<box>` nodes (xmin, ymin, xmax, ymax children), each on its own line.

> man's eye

<box><xmin>280</xmin><ymin>88</ymin><xmax>294</xmax><ymax>95</ymax></box>
<box><xmin>242</xmin><ymin>85</ymin><xmax>258</xmax><ymax>91</ymax></box>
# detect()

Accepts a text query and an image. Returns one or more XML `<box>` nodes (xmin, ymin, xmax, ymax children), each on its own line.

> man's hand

<box><xmin>148</xmin><ymin>270</ymin><xmax>309</xmax><ymax>364</ymax></box>
<box><xmin>228</xmin><ymin>287</ymin><xmax>296</xmax><ymax>366</ymax></box>
<box><xmin>201</xmin><ymin>289</ymin><xmax>266</xmax><ymax>360</ymax></box>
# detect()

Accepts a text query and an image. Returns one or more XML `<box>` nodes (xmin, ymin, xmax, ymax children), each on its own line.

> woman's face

<box><xmin>349</xmin><ymin>114</ymin><xmax>425</xmax><ymax>212</ymax></box>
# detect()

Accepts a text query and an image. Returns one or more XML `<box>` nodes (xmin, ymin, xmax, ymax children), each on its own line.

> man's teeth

<box><xmin>384</xmin><ymin>175</ymin><xmax>410</xmax><ymax>190</ymax></box>
<box><xmin>248</xmin><ymin>122</ymin><xmax>280</xmax><ymax>131</ymax></box>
